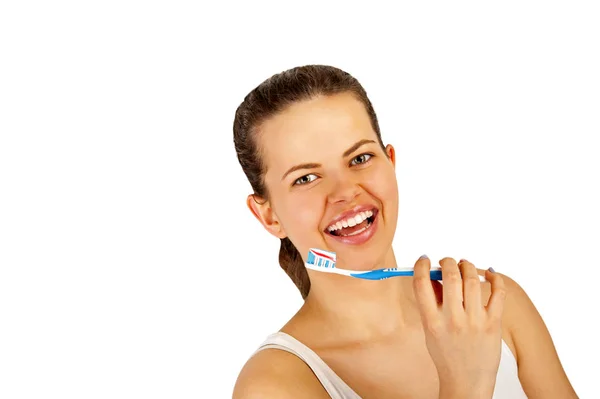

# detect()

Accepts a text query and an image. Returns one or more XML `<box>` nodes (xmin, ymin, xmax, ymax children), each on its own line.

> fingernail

<box><xmin>488</xmin><ymin>267</ymin><xmax>495</xmax><ymax>273</ymax></box>
<box><xmin>419</xmin><ymin>254</ymin><xmax>429</xmax><ymax>260</ymax></box>
<box><xmin>459</xmin><ymin>259</ymin><xmax>468</xmax><ymax>263</ymax></box>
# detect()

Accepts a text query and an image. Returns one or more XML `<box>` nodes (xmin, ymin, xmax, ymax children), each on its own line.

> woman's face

<box><xmin>250</xmin><ymin>92</ymin><xmax>399</xmax><ymax>270</ymax></box>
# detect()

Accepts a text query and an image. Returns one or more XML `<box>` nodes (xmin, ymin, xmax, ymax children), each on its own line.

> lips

<box><xmin>322</xmin><ymin>205</ymin><xmax>380</xmax><ymax>246</ymax></box>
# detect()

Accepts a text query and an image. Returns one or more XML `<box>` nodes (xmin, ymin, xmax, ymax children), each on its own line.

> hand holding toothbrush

<box><xmin>412</xmin><ymin>255</ymin><xmax>506</xmax><ymax>399</ymax></box>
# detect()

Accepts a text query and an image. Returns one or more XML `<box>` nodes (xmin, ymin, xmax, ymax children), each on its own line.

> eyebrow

<box><xmin>342</xmin><ymin>139</ymin><xmax>376</xmax><ymax>157</ymax></box>
<box><xmin>281</xmin><ymin>139</ymin><xmax>377</xmax><ymax>181</ymax></box>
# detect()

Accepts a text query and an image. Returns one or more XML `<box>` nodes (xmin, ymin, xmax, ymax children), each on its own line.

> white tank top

<box><xmin>254</xmin><ymin>332</ymin><xmax>528</xmax><ymax>399</ymax></box>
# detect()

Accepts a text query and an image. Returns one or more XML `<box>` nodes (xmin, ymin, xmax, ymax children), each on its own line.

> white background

<box><xmin>1</xmin><ymin>1</ymin><xmax>598</xmax><ymax>398</ymax></box>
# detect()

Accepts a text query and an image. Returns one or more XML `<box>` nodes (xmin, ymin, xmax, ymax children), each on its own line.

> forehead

<box><xmin>258</xmin><ymin>92</ymin><xmax>377</xmax><ymax>175</ymax></box>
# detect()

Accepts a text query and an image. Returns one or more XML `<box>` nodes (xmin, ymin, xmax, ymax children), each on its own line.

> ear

<box><xmin>246</xmin><ymin>194</ymin><xmax>287</xmax><ymax>239</ymax></box>
<box><xmin>385</xmin><ymin>144</ymin><xmax>396</xmax><ymax>169</ymax></box>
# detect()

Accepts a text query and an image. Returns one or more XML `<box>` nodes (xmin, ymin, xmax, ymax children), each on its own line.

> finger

<box><xmin>485</xmin><ymin>268</ymin><xmax>507</xmax><ymax>322</ymax></box>
<box><xmin>458</xmin><ymin>259</ymin><xmax>483</xmax><ymax>316</ymax></box>
<box><xmin>413</xmin><ymin>255</ymin><xmax>440</xmax><ymax>320</ymax></box>
<box><xmin>440</xmin><ymin>257</ymin><xmax>464</xmax><ymax>314</ymax></box>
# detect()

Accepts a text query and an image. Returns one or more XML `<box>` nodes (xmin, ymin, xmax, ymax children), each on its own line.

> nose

<box><xmin>327</xmin><ymin>174</ymin><xmax>361</xmax><ymax>204</ymax></box>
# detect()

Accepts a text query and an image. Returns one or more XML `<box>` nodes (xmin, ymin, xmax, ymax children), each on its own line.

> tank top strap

<box><xmin>254</xmin><ymin>331</ymin><xmax>362</xmax><ymax>399</ymax></box>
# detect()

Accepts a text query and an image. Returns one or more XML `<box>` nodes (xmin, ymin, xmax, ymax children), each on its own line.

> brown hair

<box><xmin>233</xmin><ymin>65</ymin><xmax>385</xmax><ymax>299</ymax></box>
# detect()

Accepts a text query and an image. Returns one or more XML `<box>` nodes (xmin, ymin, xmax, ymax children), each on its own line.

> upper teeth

<box><xmin>327</xmin><ymin>210</ymin><xmax>374</xmax><ymax>232</ymax></box>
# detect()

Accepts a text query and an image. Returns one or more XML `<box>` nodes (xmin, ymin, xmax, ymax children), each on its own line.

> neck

<box><xmin>299</xmin><ymin>248</ymin><xmax>419</xmax><ymax>343</ymax></box>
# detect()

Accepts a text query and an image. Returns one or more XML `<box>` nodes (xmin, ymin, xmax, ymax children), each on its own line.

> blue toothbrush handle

<box><xmin>350</xmin><ymin>269</ymin><xmax>443</xmax><ymax>281</ymax></box>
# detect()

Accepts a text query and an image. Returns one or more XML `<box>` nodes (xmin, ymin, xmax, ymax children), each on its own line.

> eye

<box><xmin>350</xmin><ymin>153</ymin><xmax>373</xmax><ymax>166</ymax></box>
<box><xmin>293</xmin><ymin>174</ymin><xmax>318</xmax><ymax>186</ymax></box>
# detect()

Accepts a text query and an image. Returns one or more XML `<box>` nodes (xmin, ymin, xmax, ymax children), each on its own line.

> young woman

<box><xmin>231</xmin><ymin>65</ymin><xmax>578</xmax><ymax>398</ymax></box>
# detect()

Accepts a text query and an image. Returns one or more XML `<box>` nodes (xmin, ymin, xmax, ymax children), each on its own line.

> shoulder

<box><xmin>476</xmin><ymin>268</ymin><xmax>578</xmax><ymax>398</ymax></box>
<box><xmin>474</xmin><ymin>268</ymin><xmax>527</xmax><ymax>312</ymax></box>
<box><xmin>489</xmin><ymin>271</ymin><xmax>535</xmax><ymax>333</ymax></box>
<box><xmin>477</xmin><ymin>269</ymin><xmax>544</xmax><ymax>348</ymax></box>
<box><xmin>474</xmin><ymin>268</ymin><xmax>539</xmax><ymax>348</ymax></box>
<box><xmin>232</xmin><ymin>348</ymin><xmax>330</xmax><ymax>399</ymax></box>
<box><xmin>474</xmin><ymin>268</ymin><xmax>518</xmax><ymax>349</ymax></box>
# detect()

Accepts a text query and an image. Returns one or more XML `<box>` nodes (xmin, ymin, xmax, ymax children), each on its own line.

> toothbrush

<box><xmin>306</xmin><ymin>248</ymin><xmax>486</xmax><ymax>281</ymax></box>
<box><xmin>305</xmin><ymin>248</ymin><xmax>443</xmax><ymax>280</ymax></box>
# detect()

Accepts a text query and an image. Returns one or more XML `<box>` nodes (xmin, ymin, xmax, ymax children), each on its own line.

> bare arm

<box><xmin>232</xmin><ymin>349</ymin><xmax>330</xmax><ymax>399</ymax></box>
<box><xmin>501</xmin><ymin>273</ymin><xmax>579</xmax><ymax>398</ymax></box>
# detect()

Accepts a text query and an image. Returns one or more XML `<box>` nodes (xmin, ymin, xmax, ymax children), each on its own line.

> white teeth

<box><xmin>327</xmin><ymin>209</ymin><xmax>374</xmax><ymax>232</ymax></box>
<box><xmin>345</xmin><ymin>225</ymin><xmax>368</xmax><ymax>236</ymax></box>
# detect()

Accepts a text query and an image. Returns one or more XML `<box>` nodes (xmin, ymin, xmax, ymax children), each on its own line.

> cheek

<box><xmin>366</xmin><ymin>168</ymin><xmax>398</xmax><ymax>199</ymax></box>
<box><xmin>282</xmin><ymin>193</ymin><xmax>323</xmax><ymax>232</ymax></box>
<box><xmin>384</xmin><ymin>173</ymin><xmax>399</xmax><ymax>198</ymax></box>
<box><xmin>366</xmin><ymin>175</ymin><xmax>399</xmax><ymax>220</ymax></box>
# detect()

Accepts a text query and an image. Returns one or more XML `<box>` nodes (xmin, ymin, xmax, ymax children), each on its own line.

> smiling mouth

<box><xmin>325</xmin><ymin>210</ymin><xmax>378</xmax><ymax>237</ymax></box>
